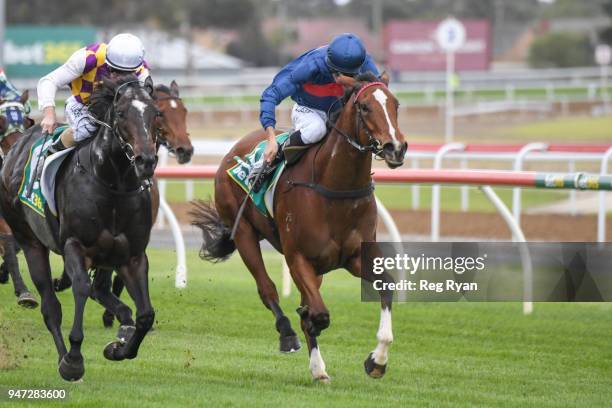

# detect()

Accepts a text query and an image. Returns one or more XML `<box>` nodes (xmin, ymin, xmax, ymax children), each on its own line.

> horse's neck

<box><xmin>316</xmin><ymin>104</ymin><xmax>372</xmax><ymax>190</ymax></box>
<box><xmin>91</xmin><ymin>128</ymin><xmax>138</xmax><ymax>188</ymax></box>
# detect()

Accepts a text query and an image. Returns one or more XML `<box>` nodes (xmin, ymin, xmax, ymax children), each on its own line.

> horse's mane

<box><xmin>89</xmin><ymin>74</ymin><xmax>140</xmax><ymax>121</ymax></box>
<box><xmin>328</xmin><ymin>71</ymin><xmax>380</xmax><ymax>124</ymax></box>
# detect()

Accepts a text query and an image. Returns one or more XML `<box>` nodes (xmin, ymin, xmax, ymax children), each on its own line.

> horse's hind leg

<box><xmin>101</xmin><ymin>273</ymin><xmax>126</xmax><ymax>328</ymax></box>
<box><xmin>103</xmin><ymin>253</ymin><xmax>154</xmax><ymax>361</ymax></box>
<box><xmin>22</xmin><ymin>243</ymin><xmax>67</xmax><ymax>363</ymax></box>
<box><xmin>59</xmin><ymin>237</ymin><xmax>91</xmax><ymax>381</ymax></box>
<box><xmin>91</xmin><ymin>268</ymin><xmax>134</xmax><ymax>332</ymax></box>
<box><xmin>0</xmin><ymin>227</ymin><xmax>38</xmax><ymax>308</ymax></box>
<box><xmin>234</xmin><ymin>221</ymin><xmax>300</xmax><ymax>353</ymax></box>
<box><xmin>288</xmin><ymin>254</ymin><xmax>330</xmax><ymax>382</ymax></box>
<box><xmin>347</xmin><ymin>254</ymin><xmax>393</xmax><ymax>379</ymax></box>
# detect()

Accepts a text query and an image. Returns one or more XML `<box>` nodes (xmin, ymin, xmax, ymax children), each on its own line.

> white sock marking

<box><xmin>309</xmin><ymin>347</ymin><xmax>329</xmax><ymax>380</ymax></box>
<box><xmin>372</xmin><ymin>88</ymin><xmax>400</xmax><ymax>149</ymax></box>
<box><xmin>372</xmin><ymin>307</ymin><xmax>393</xmax><ymax>365</ymax></box>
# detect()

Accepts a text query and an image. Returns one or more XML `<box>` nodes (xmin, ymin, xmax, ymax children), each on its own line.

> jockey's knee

<box><xmin>60</xmin><ymin>127</ymin><xmax>75</xmax><ymax>147</ymax></box>
<box><xmin>300</xmin><ymin>120</ymin><xmax>326</xmax><ymax>144</ymax></box>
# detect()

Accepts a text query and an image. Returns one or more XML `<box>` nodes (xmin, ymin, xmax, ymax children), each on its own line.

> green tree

<box><xmin>528</xmin><ymin>32</ymin><xmax>593</xmax><ymax>68</ymax></box>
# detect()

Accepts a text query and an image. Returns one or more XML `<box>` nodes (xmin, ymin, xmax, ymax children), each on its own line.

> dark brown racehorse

<box><xmin>192</xmin><ymin>72</ymin><xmax>406</xmax><ymax>381</ymax></box>
<box><xmin>0</xmin><ymin>91</ymin><xmax>38</xmax><ymax>307</ymax></box>
<box><xmin>51</xmin><ymin>81</ymin><xmax>193</xmax><ymax>329</ymax></box>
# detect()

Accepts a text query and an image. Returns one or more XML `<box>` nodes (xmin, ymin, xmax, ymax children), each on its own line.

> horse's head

<box><xmin>154</xmin><ymin>81</ymin><xmax>193</xmax><ymax>164</ymax></box>
<box><xmin>0</xmin><ymin>90</ymin><xmax>34</xmax><ymax>154</ymax></box>
<box><xmin>93</xmin><ymin>75</ymin><xmax>160</xmax><ymax>180</ymax></box>
<box><xmin>336</xmin><ymin>72</ymin><xmax>407</xmax><ymax>168</ymax></box>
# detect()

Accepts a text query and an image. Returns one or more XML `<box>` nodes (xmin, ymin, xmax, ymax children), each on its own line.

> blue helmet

<box><xmin>326</xmin><ymin>33</ymin><xmax>366</xmax><ymax>75</ymax></box>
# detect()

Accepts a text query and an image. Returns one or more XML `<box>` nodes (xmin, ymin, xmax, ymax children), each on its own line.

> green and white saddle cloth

<box><xmin>18</xmin><ymin>126</ymin><xmax>68</xmax><ymax>217</ymax></box>
<box><xmin>227</xmin><ymin>132</ymin><xmax>290</xmax><ymax>217</ymax></box>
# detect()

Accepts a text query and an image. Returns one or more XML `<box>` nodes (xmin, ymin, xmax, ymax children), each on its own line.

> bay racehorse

<box><xmin>51</xmin><ymin>81</ymin><xmax>193</xmax><ymax>329</ymax></box>
<box><xmin>192</xmin><ymin>72</ymin><xmax>406</xmax><ymax>381</ymax></box>
<box><xmin>0</xmin><ymin>90</ymin><xmax>38</xmax><ymax>307</ymax></box>
<box><xmin>0</xmin><ymin>75</ymin><xmax>159</xmax><ymax>381</ymax></box>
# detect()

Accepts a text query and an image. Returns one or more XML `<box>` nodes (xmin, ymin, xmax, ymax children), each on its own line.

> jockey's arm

<box><xmin>37</xmin><ymin>48</ymin><xmax>87</xmax><ymax>133</ymax></box>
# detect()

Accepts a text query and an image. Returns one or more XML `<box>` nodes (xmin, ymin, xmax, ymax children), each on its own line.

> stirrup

<box><xmin>248</xmin><ymin>161</ymin><xmax>277</xmax><ymax>193</ymax></box>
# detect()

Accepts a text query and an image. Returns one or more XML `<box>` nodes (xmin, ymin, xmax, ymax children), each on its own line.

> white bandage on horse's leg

<box><xmin>309</xmin><ymin>346</ymin><xmax>329</xmax><ymax>380</ymax></box>
<box><xmin>372</xmin><ymin>307</ymin><xmax>393</xmax><ymax>365</ymax></box>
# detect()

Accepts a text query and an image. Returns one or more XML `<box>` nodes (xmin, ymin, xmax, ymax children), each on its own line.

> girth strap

<box><xmin>287</xmin><ymin>180</ymin><xmax>374</xmax><ymax>199</ymax></box>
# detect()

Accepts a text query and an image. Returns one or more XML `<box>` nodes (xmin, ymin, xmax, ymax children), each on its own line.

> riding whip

<box><xmin>26</xmin><ymin>131</ymin><xmax>51</xmax><ymax>198</ymax></box>
<box><xmin>229</xmin><ymin>161</ymin><xmax>269</xmax><ymax>241</ymax></box>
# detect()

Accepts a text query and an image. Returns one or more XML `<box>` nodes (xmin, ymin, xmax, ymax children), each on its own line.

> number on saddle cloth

<box><xmin>17</xmin><ymin>126</ymin><xmax>68</xmax><ymax>217</ymax></box>
<box><xmin>226</xmin><ymin>132</ymin><xmax>291</xmax><ymax>217</ymax></box>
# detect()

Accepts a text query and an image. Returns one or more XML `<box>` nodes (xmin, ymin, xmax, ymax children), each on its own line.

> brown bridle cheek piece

<box><xmin>352</xmin><ymin>91</ymin><xmax>385</xmax><ymax>158</ymax></box>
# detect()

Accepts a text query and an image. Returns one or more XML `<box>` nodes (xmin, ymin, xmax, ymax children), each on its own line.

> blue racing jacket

<box><xmin>259</xmin><ymin>45</ymin><xmax>379</xmax><ymax>129</ymax></box>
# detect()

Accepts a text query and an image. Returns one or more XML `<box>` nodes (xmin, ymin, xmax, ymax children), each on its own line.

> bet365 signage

<box><xmin>4</xmin><ymin>25</ymin><xmax>97</xmax><ymax>77</ymax></box>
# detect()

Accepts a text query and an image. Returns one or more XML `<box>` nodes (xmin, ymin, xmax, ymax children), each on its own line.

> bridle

<box><xmin>87</xmin><ymin>80</ymin><xmax>157</xmax><ymax>163</ymax></box>
<box><xmin>326</xmin><ymin>81</ymin><xmax>388</xmax><ymax>160</ymax></box>
<box><xmin>153</xmin><ymin>93</ymin><xmax>182</xmax><ymax>154</ymax></box>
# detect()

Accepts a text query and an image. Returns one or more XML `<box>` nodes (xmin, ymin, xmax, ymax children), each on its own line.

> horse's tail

<box><xmin>190</xmin><ymin>199</ymin><xmax>236</xmax><ymax>263</ymax></box>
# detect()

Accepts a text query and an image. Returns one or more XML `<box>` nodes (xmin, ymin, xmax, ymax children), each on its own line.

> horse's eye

<box><xmin>360</xmin><ymin>103</ymin><xmax>369</xmax><ymax>113</ymax></box>
<box><xmin>116</xmin><ymin>111</ymin><xmax>124</xmax><ymax>118</ymax></box>
<box><xmin>155</xmin><ymin>111</ymin><xmax>164</xmax><ymax>118</ymax></box>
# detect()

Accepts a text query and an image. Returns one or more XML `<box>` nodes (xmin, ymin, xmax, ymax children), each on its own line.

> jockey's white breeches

<box><xmin>291</xmin><ymin>104</ymin><xmax>327</xmax><ymax>144</ymax></box>
<box><xmin>65</xmin><ymin>96</ymin><xmax>98</xmax><ymax>142</ymax></box>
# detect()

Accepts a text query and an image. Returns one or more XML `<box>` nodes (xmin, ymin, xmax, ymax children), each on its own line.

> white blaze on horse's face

<box><xmin>131</xmin><ymin>98</ymin><xmax>152</xmax><ymax>139</ymax></box>
<box><xmin>372</xmin><ymin>88</ymin><xmax>400</xmax><ymax>150</ymax></box>
<box><xmin>169</xmin><ymin>99</ymin><xmax>177</xmax><ymax>109</ymax></box>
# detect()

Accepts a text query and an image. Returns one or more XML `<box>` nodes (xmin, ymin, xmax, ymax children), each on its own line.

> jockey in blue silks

<box><xmin>249</xmin><ymin>33</ymin><xmax>380</xmax><ymax>192</ymax></box>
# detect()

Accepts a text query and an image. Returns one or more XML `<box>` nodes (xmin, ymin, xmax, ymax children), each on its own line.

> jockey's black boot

<box><xmin>282</xmin><ymin>130</ymin><xmax>308</xmax><ymax>166</ymax></box>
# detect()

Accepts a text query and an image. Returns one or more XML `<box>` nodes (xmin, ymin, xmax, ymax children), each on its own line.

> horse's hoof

<box><xmin>17</xmin><ymin>292</ymin><xmax>39</xmax><ymax>309</ymax></box>
<box><xmin>279</xmin><ymin>334</ymin><xmax>301</xmax><ymax>353</ymax></box>
<box><xmin>102</xmin><ymin>312</ymin><xmax>115</xmax><ymax>328</ymax></box>
<box><xmin>58</xmin><ymin>354</ymin><xmax>84</xmax><ymax>382</ymax></box>
<box><xmin>364</xmin><ymin>352</ymin><xmax>387</xmax><ymax>379</ymax></box>
<box><xmin>314</xmin><ymin>374</ymin><xmax>331</xmax><ymax>384</ymax></box>
<box><xmin>116</xmin><ymin>325</ymin><xmax>136</xmax><ymax>343</ymax></box>
<box><xmin>103</xmin><ymin>341</ymin><xmax>125</xmax><ymax>361</ymax></box>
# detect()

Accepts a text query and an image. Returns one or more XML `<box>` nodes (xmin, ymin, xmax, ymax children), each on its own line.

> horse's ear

<box><xmin>335</xmin><ymin>74</ymin><xmax>358</xmax><ymax>90</ymax></box>
<box><xmin>170</xmin><ymin>80</ymin><xmax>179</xmax><ymax>97</ymax></box>
<box><xmin>379</xmin><ymin>71</ymin><xmax>390</xmax><ymax>86</ymax></box>
<box><xmin>19</xmin><ymin>90</ymin><xmax>29</xmax><ymax>104</ymax></box>
<box><xmin>144</xmin><ymin>76</ymin><xmax>155</xmax><ymax>97</ymax></box>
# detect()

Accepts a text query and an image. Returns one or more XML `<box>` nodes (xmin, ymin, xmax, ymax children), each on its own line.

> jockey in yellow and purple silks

<box><xmin>37</xmin><ymin>33</ymin><xmax>150</xmax><ymax>153</ymax></box>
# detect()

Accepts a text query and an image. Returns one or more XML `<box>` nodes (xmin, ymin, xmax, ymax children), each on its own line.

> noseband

<box><xmin>327</xmin><ymin>81</ymin><xmax>388</xmax><ymax>159</ymax></box>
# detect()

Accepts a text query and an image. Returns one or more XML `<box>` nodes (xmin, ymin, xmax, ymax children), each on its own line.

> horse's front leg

<box><xmin>59</xmin><ymin>237</ymin><xmax>91</xmax><ymax>381</ymax></box>
<box><xmin>347</xmin><ymin>254</ymin><xmax>393</xmax><ymax>379</ymax></box>
<box><xmin>104</xmin><ymin>253</ymin><xmax>154</xmax><ymax>361</ymax></box>
<box><xmin>288</xmin><ymin>253</ymin><xmax>330</xmax><ymax>382</ymax></box>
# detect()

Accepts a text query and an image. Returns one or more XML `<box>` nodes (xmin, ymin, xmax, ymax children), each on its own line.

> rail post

<box><xmin>432</xmin><ymin>143</ymin><xmax>465</xmax><ymax>241</ymax></box>
<box><xmin>597</xmin><ymin>147</ymin><xmax>612</xmax><ymax>242</ymax></box>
